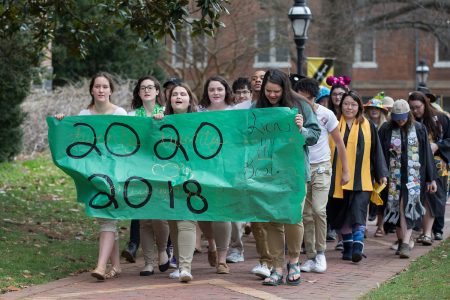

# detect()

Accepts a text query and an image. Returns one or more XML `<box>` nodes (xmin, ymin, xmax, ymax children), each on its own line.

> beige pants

<box><xmin>303</xmin><ymin>161</ymin><xmax>331</xmax><ymax>259</ymax></box>
<box><xmin>140</xmin><ymin>220</ymin><xmax>169</xmax><ymax>265</ymax></box>
<box><xmin>198</xmin><ymin>221</ymin><xmax>231</xmax><ymax>252</ymax></box>
<box><xmin>230</xmin><ymin>222</ymin><xmax>245</xmax><ymax>252</ymax></box>
<box><xmin>168</xmin><ymin>220</ymin><xmax>196</xmax><ymax>273</ymax></box>
<box><xmin>266</xmin><ymin>192</ymin><xmax>305</xmax><ymax>269</ymax></box>
<box><xmin>212</xmin><ymin>222</ymin><xmax>231</xmax><ymax>251</ymax></box>
<box><xmin>251</xmin><ymin>222</ymin><xmax>271</xmax><ymax>266</ymax></box>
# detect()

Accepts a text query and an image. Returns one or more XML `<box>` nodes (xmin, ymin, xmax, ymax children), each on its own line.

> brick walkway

<box><xmin>3</xmin><ymin>208</ymin><xmax>449</xmax><ymax>300</ymax></box>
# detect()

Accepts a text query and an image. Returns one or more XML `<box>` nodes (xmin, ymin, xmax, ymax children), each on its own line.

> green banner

<box><xmin>47</xmin><ymin>108</ymin><xmax>305</xmax><ymax>223</ymax></box>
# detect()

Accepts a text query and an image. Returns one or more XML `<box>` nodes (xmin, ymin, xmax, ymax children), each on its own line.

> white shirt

<box><xmin>233</xmin><ymin>99</ymin><xmax>254</xmax><ymax>110</ymax></box>
<box><xmin>79</xmin><ymin>107</ymin><xmax>127</xmax><ymax>116</ymax></box>
<box><xmin>308</xmin><ymin>104</ymin><xmax>339</xmax><ymax>164</ymax></box>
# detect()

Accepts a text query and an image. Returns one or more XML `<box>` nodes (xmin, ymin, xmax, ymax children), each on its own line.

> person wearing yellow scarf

<box><xmin>327</xmin><ymin>91</ymin><xmax>388</xmax><ymax>263</ymax></box>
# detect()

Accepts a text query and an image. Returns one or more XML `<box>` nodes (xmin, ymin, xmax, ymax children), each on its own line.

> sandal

<box><xmin>105</xmin><ymin>266</ymin><xmax>121</xmax><ymax>279</ymax></box>
<box><xmin>422</xmin><ymin>235</ymin><xmax>433</xmax><ymax>246</ymax></box>
<box><xmin>91</xmin><ymin>266</ymin><xmax>106</xmax><ymax>281</ymax></box>
<box><xmin>374</xmin><ymin>228</ymin><xmax>384</xmax><ymax>237</ymax></box>
<box><xmin>286</xmin><ymin>262</ymin><xmax>301</xmax><ymax>286</ymax></box>
<box><xmin>262</xmin><ymin>271</ymin><xmax>284</xmax><ymax>286</ymax></box>
<box><xmin>416</xmin><ymin>234</ymin><xmax>425</xmax><ymax>243</ymax></box>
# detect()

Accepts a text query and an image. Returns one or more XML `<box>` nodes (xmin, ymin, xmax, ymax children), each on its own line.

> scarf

<box><xmin>428</xmin><ymin>130</ymin><xmax>449</xmax><ymax>177</ymax></box>
<box><xmin>384</xmin><ymin>125</ymin><xmax>424</xmax><ymax>224</ymax></box>
<box><xmin>330</xmin><ymin>115</ymin><xmax>372</xmax><ymax>198</ymax></box>
<box><xmin>135</xmin><ymin>103</ymin><xmax>164</xmax><ymax>117</ymax></box>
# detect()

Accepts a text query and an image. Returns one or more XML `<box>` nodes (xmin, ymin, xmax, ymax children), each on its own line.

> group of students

<box><xmin>55</xmin><ymin>68</ymin><xmax>449</xmax><ymax>286</ymax></box>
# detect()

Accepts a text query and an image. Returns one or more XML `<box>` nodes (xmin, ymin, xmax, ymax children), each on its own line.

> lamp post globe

<box><xmin>416</xmin><ymin>60</ymin><xmax>430</xmax><ymax>87</ymax></box>
<box><xmin>288</xmin><ymin>0</ymin><xmax>312</xmax><ymax>75</ymax></box>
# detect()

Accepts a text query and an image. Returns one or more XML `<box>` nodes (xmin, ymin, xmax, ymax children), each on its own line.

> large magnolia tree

<box><xmin>0</xmin><ymin>0</ymin><xmax>229</xmax><ymax>162</ymax></box>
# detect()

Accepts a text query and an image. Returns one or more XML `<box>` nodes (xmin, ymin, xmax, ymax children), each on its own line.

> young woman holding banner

<box><xmin>198</xmin><ymin>75</ymin><xmax>235</xmax><ymax>274</ymax></box>
<box><xmin>127</xmin><ymin>75</ymin><xmax>170</xmax><ymax>276</ymax></box>
<box><xmin>55</xmin><ymin>72</ymin><xmax>127</xmax><ymax>281</ymax></box>
<box><xmin>154</xmin><ymin>82</ymin><xmax>198</xmax><ymax>282</ymax></box>
<box><xmin>256</xmin><ymin>68</ymin><xmax>320</xmax><ymax>286</ymax></box>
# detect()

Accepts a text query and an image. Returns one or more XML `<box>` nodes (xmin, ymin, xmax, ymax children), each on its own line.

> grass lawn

<box><xmin>0</xmin><ymin>153</ymin><xmax>128</xmax><ymax>293</ymax></box>
<box><xmin>362</xmin><ymin>235</ymin><xmax>450</xmax><ymax>299</ymax></box>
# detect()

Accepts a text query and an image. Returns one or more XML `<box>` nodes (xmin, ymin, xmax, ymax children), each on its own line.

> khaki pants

<box><xmin>266</xmin><ymin>191</ymin><xmax>305</xmax><ymax>269</ymax></box>
<box><xmin>303</xmin><ymin>161</ymin><xmax>331</xmax><ymax>259</ymax></box>
<box><xmin>168</xmin><ymin>220</ymin><xmax>196</xmax><ymax>273</ymax></box>
<box><xmin>140</xmin><ymin>220</ymin><xmax>169</xmax><ymax>265</ymax></box>
<box><xmin>251</xmin><ymin>222</ymin><xmax>271</xmax><ymax>266</ymax></box>
<box><xmin>212</xmin><ymin>222</ymin><xmax>231</xmax><ymax>251</ymax></box>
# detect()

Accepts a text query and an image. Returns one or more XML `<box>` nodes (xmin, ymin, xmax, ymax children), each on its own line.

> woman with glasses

<box><xmin>408</xmin><ymin>91</ymin><xmax>450</xmax><ymax>245</ymax></box>
<box><xmin>327</xmin><ymin>91</ymin><xmax>388</xmax><ymax>263</ymax></box>
<box><xmin>326</xmin><ymin>76</ymin><xmax>350</xmax><ymax>119</ymax></box>
<box><xmin>127</xmin><ymin>75</ymin><xmax>171</xmax><ymax>277</ymax></box>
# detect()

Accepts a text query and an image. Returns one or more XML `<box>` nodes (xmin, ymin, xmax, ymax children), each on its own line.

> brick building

<box><xmin>164</xmin><ymin>1</ymin><xmax>450</xmax><ymax>110</ymax></box>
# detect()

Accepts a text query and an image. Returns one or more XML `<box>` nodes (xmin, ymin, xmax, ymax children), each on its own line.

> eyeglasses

<box><xmin>331</xmin><ymin>92</ymin><xmax>344</xmax><ymax>97</ymax></box>
<box><xmin>235</xmin><ymin>90</ymin><xmax>251</xmax><ymax>95</ymax></box>
<box><xmin>409</xmin><ymin>103</ymin><xmax>424</xmax><ymax>111</ymax></box>
<box><xmin>140</xmin><ymin>85</ymin><xmax>155</xmax><ymax>92</ymax></box>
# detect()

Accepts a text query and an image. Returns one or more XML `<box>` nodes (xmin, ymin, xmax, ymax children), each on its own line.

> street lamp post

<box><xmin>288</xmin><ymin>0</ymin><xmax>312</xmax><ymax>76</ymax></box>
<box><xmin>416</xmin><ymin>60</ymin><xmax>430</xmax><ymax>88</ymax></box>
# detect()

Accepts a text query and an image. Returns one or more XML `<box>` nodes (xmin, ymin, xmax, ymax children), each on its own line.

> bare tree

<box><xmin>315</xmin><ymin>0</ymin><xmax>450</xmax><ymax>75</ymax></box>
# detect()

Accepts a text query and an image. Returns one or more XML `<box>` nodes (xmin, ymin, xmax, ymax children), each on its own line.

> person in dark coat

<box><xmin>408</xmin><ymin>91</ymin><xmax>450</xmax><ymax>244</ymax></box>
<box><xmin>378</xmin><ymin>99</ymin><xmax>437</xmax><ymax>258</ymax></box>
<box><xmin>327</xmin><ymin>90</ymin><xmax>388</xmax><ymax>263</ymax></box>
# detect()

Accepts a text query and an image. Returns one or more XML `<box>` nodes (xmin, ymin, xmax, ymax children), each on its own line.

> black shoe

<box><xmin>352</xmin><ymin>241</ymin><xmax>364</xmax><ymax>263</ymax></box>
<box><xmin>121</xmin><ymin>242</ymin><xmax>138</xmax><ymax>263</ymax></box>
<box><xmin>434</xmin><ymin>232</ymin><xmax>443</xmax><ymax>241</ymax></box>
<box><xmin>342</xmin><ymin>241</ymin><xmax>352</xmax><ymax>261</ymax></box>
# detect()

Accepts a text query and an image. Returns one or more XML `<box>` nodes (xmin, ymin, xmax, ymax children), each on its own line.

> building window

<box><xmin>172</xmin><ymin>27</ymin><xmax>207</xmax><ymax>69</ymax></box>
<box><xmin>433</xmin><ymin>40</ymin><xmax>450</xmax><ymax>68</ymax></box>
<box><xmin>353</xmin><ymin>31</ymin><xmax>377</xmax><ymax>68</ymax></box>
<box><xmin>254</xmin><ymin>18</ymin><xmax>290</xmax><ymax>68</ymax></box>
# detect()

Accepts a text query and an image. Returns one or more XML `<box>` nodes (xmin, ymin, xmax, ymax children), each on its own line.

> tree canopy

<box><xmin>0</xmin><ymin>0</ymin><xmax>229</xmax><ymax>59</ymax></box>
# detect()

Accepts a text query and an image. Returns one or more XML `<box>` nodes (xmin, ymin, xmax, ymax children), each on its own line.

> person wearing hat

<box><xmin>417</xmin><ymin>85</ymin><xmax>443</xmax><ymax>111</ymax></box>
<box><xmin>378</xmin><ymin>99</ymin><xmax>437</xmax><ymax>258</ymax></box>
<box><xmin>408</xmin><ymin>91</ymin><xmax>450</xmax><ymax>244</ymax></box>
<box><xmin>364</xmin><ymin>97</ymin><xmax>389</xmax><ymax>237</ymax></box>
<box><xmin>381</xmin><ymin>96</ymin><xmax>394</xmax><ymax>113</ymax></box>
<box><xmin>316</xmin><ymin>86</ymin><xmax>330</xmax><ymax>108</ymax></box>
<box><xmin>364</xmin><ymin>98</ymin><xmax>388</xmax><ymax>129</ymax></box>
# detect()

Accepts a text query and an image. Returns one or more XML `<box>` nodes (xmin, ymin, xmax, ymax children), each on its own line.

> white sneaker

<box><xmin>253</xmin><ymin>263</ymin><xmax>271</xmax><ymax>279</ymax></box>
<box><xmin>169</xmin><ymin>269</ymin><xmax>180</xmax><ymax>279</ymax></box>
<box><xmin>390</xmin><ymin>240</ymin><xmax>399</xmax><ymax>250</ymax></box>
<box><xmin>312</xmin><ymin>254</ymin><xmax>327</xmax><ymax>273</ymax></box>
<box><xmin>179</xmin><ymin>270</ymin><xmax>193</xmax><ymax>282</ymax></box>
<box><xmin>251</xmin><ymin>263</ymin><xmax>261</xmax><ymax>274</ymax></box>
<box><xmin>300</xmin><ymin>259</ymin><xmax>316</xmax><ymax>272</ymax></box>
<box><xmin>226</xmin><ymin>249</ymin><xmax>244</xmax><ymax>263</ymax></box>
